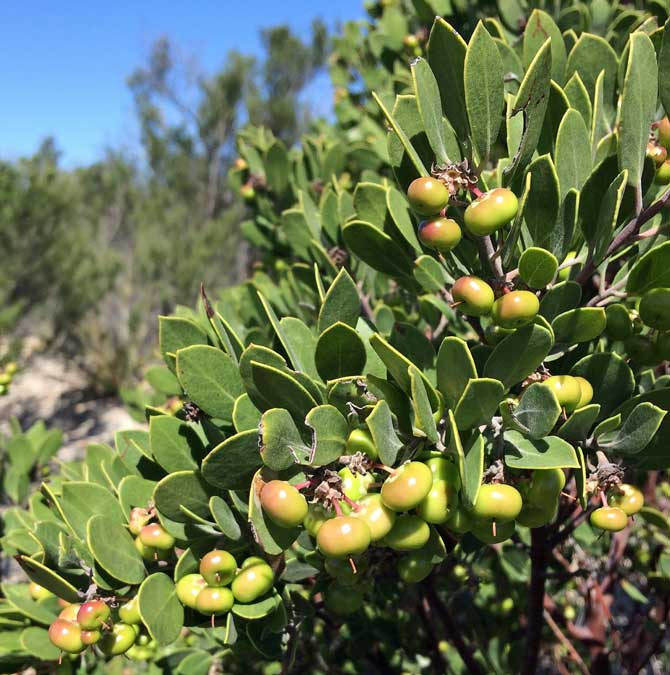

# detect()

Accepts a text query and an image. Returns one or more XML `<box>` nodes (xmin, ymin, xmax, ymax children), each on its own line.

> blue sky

<box><xmin>0</xmin><ymin>1</ymin><xmax>364</xmax><ymax>167</ymax></box>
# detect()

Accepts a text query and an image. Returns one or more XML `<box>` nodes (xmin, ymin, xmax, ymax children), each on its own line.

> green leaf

<box><xmin>557</xmin><ymin>404</ymin><xmax>601</xmax><ymax>441</ymax></box>
<box><xmin>209</xmin><ymin>496</ymin><xmax>242</xmax><ymax>541</ymax></box>
<box><xmin>20</xmin><ymin>626</ymin><xmax>60</xmax><ymax>661</ymax></box>
<box><xmin>552</xmin><ymin>307</ymin><xmax>606</xmax><ymax>343</ymax></box>
<box><xmin>598</xmin><ymin>403</ymin><xmax>666</xmax><ymax>455</ymax></box>
<box><xmin>318</xmin><ymin>269</ymin><xmax>360</xmax><ymax>333</ymax></box>
<box><xmin>315</xmin><ymin>323</ymin><xmax>367</xmax><ymax>381</ymax></box>
<box><xmin>447</xmin><ymin>410</ymin><xmax>465</xmax><ymax>487</ymax></box>
<box><xmin>176</xmin><ymin>345</ymin><xmax>243</xmax><ymax>422</ymax></box>
<box><xmin>461</xmin><ymin>432</ymin><xmax>484</xmax><ymax>510</ymax></box>
<box><xmin>259</xmin><ymin>409</ymin><xmax>310</xmax><ymax>471</ymax></box>
<box><xmin>411</xmin><ymin>58</ymin><xmax>450</xmax><ymax>165</ymax></box>
<box><xmin>264</xmin><ymin>140</ymin><xmax>290</xmax><ymax>194</ymax></box>
<box><xmin>387</xmin><ymin>186</ymin><xmax>424</xmax><ymax>254</ymax></box>
<box><xmin>437</xmin><ymin>336</ymin><xmax>477</xmax><ymax>407</ymax></box>
<box><xmin>571</xmin><ymin>353</ymin><xmax>635</xmax><ymax>419</ymax></box>
<box><xmin>118</xmin><ymin>476</ymin><xmax>158</xmax><ymax>516</ymax></box>
<box><xmin>370</xmin><ymin>333</ymin><xmax>439</xmax><ymax>409</ymax></box>
<box><xmin>523</xmin><ymin>155</ymin><xmax>560</xmax><ymax>249</ymax></box>
<box><xmin>523</xmin><ymin>10</ymin><xmax>566</xmax><ymax>83</ymax></box>
<box><xmin>591</xmin><ymin>70</ymin><xmax>608</xmax><ymax>154</ymax></box>
<box><xmin>639</xmin><ymin>506</ymin><xmax>670</xmax><ymax>532</ymax></box>
<box><xmin>565</xmin><ymin>34</ymin><xmax>618</xmax><ymax>111</ymax></box>
<box><xmin>627</xmin><ymin>241</ymin><xmax>670</xmax><ymax>295</ymax></box>
<box><xmin>342</xmin><ymin>220</ymin><xmax>414</xmax><ymax>278</ymax></box>
<box><xmin>279</xmin><ymin>318</ymin><xmax>319</xmax><ymax>382</ymax></box>
<box><xmin>454</xmin><ymin>378</ymin><xmax>504</xmax><ymax>430</ymax></box>
<box><xmin>427</xmin><ymin>17</ymin><xmax>469</xmax><ymax>140</ymax></box>
<box><xmin>1</xmin><ymin>583</ymin><xmax>57</xmax><ymax>625</ymax></box>
<box><xmin>660</xmin><ymin>18</ymin><xmax>670</xmax><ymax>120</ymax></box>
<box><xmin>540</xmin><ymin>281</ymin><xmax>582</xmax><ymax>322</ymax></box>
<box><xmin>305</xmin><ymin>405</ymin><xmax>348</xmax><ymax>466</ymax></box>
<box><xmin>202</xmin><ymin>430</ymin><xmax>262</xmax><ymax>490</ymax></box>
<box><xmin>367</xmin><ymin>400</ymin><xmax>403</xmax><ymax>467</ymax></box>
<box><xmin>138</xmin><ymin>573</ymin><xmax>184</xmax><ymax>645</ymax></box>
<box><xmin>513</xmin><ymin>383</ymin><xmax>562</xmax><ymax>439</ymax></box>
<box><xmin>618</xmin><ymin>32</ymin><xmax>658</xmax><ymax>188</ymax></box>
<box><xmin>159</xmin><ymin>316</ymin><xmax>208</xmax><ymax>371</ymax></box>
<box><xmin>87</xmin><ymin>515</ymin><xmax>145</xmax><ymax>585</ymax></box>
<box><xmin>414</xmin><ymin>255</ymin><xmax>452</xmax><ymax>293</ymax></box>
<box><xmin>233</xmin><ymin>393</ymin><xmax>262</xmax><ymax>432</ymax></box>
<box><xmin>591</xmin><ymin>171</ymin><xmax>628</xmax><ymax>264</ymax></box>
<box><xmin>504</xmin><ymin>39</ymin><xmax>552</xmax><ymax>185</ymax></box>
<box><xmin>372</xmin><ymin>92</ymin><xmax>428</xmax><ymax>178</ymax></box>
<box><xmin>483</xmin><ymin>323</ymin><xmax>553</xmax><ymax>390</ymax></box>
<box><xmin>464</xmin><ymin>22</ymin><xmax>504</xmax><ymax>163</ymax></box>
<box><xmin>409</xmin><ymin>365</ymin><xmax>439</xmax><ymax>443</ymax></box>
<box><xmin>154</xmin><ymin>471</ymin><xmax>213</xmax><ymax>523</ymax></box>
<box><xmin>251</xmin><ymin>362</ymin><xmax>318</xmax><ymax>421</ymax></box>
<box><xmin>555</xmin><ymin>109</ymin><xmax>592</xmax><ymax>199</ymax></box>
<box><xmin>149</xmin><ymin>415</ymin><xmax>204</xmax><ymax>473</ymax></box>
<box><xmin>504</xmin><ymin>431</ymin><xmax>579</xmax><ymax>469</ymax></box>
<box><xmin>564</xmin><ymin>73</ymin><xmax>592</xmax><ymax>129</ymax></box>
<box><xmin>353</xmin><ymin>182</ymin><xmax>388</xmax><ymax>230</ymax></box>
<box><xmin>60</xmin><ymin>482</ymin><xmax>126</xmax><ymax>540</ymax></box>
<box><xmin>232</xmin><ymin>590</ymin><xmax>283</xmax><ymax>620</ymax></box>
<box><xmin>16</xmin><ymin>557</ymin><xmax>81</xmax><ymax>604</ymax></box>
<box><xmin>518</xmin><ymin>247</ymin><xmax>558</xmax><ymax>289</ymax></box>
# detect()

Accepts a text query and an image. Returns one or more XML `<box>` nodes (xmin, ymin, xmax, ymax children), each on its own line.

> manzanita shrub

<box><xmin>6</xmin><ymin>1</ymin><xmax>670</xmax><ymax>673</ymax></box>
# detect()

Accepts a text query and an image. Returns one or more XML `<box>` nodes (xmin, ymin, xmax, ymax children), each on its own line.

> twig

<box><xmin>586</xmin><ymin>277</ymin><xmax>628</xmax><ymax>307</ymax></box>
<box><xmin>521</xmin><ymin>526</ymin><xmax>548</xmax><ymax>675</ymax></box>
<box><xmin>543</xmin><ymin>610</ymin><xmax>590</xmax><ymax>675</ymax></box>
<box><xmin>479</xmin><ymin>235</ymin><xmax>504</xmax><ymax>280</ymax></box>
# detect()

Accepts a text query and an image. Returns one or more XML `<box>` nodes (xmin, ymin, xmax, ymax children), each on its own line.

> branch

<box><xmin>543</xmin><ymin>610</ymin><xmax>590</xmax><ymax>675</ymax></box>
<box><xmin>521</xmin><ymin>526</ymin><xmax>549</xmax><ymax>675</ymax></box>
<box><xmin>421</xmin><ymin>579</ymin><xmax>485</xmax><ymax>675</ymax></box>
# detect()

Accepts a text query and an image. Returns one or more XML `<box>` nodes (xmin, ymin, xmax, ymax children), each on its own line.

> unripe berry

<box><xmin>472</xmin><ymin>484</ymin><xmax>522</xmax><ymax>522</ymax></box>
<box><xmin>324</xmin><ymin>581</ymin><xmax>363</xmax><ymax>615</ymax></box>
<box><xmin>451</xmin><ymin>276</ymin><xmax>495</xmax><ymax>316</ymax></box>
<box><xmin>403</xmin><ymin>34</ymin><xmax>419</xmax><ymax>49</ymax></box>
<box><xmin>526</xmin><ymin>469</ymin><xmax>566</xmax><ymax>506</ymax></box>
<box><xmin>134</xmin><ymin>536</ymin><xmax>170</xmax><ymax>561</ymax></box>
<box><xmin>658</xmin><ymin>116</ymin><xmax>670</xmax><ymax>149</ymax></box>
<box><xmin>384</xmin><ymin>514</ymin><xmax>430</xmax><ymax>551</ymax></box>
<box><xmin>605</xmin><ymin>303</ymin><xmax>633</xmax><ymax>340</ymax></box>
<box><xmin>380</xmin><ymin>461</ymin><xmax>433</xmax><ymax>511</ymax></box>
<box><xmin>231</xmin><ymin>562</ymin><xmax>274</xmax><ymax>603</ymax></box>
<box><xmin>77</xmin><ymin>600</ymin><xmax>110</xmax><ymax>630</ymax></box>
<box><xmin>544</xmin><ymin>375</ymin><xmax>582</xmax><ymax>412</ymax></box>
<box><xmin>260</xmin><ymin>480</ymin><xmax>308</xmax><ymax>528</ymax></box>
<box><xmin>128</xmin><ymin>508</ymin><xmax>152</xmax><ymax>536</ymax></box>
<box><xmin>58</xmin><ymin>603</ymin><xmax>81</xmax><ymax>622</ymax></box>
<box><xmin>424</xmin><ymin>456</ymin><xmax>460</xmax><ymax>486</ymax></box>
<box><xmin>303</xmin><ymin>503</ymin><xmax>331</xmax><ymax>537</ymax></box>
<box><xmin>317</xmin><ymin>516</ymin><xmax>372</xmax><ymax>559</ymax></box>
<box><xmin>397</xmin><ymin>552</ymin><xmax>433</xmax><ymax>583</ymax></box>
<box><xmin>233</xmin><ymin>157</ymin><xmax>248</xmax><ymax>171</ymax></box>
<box><xmin>240</xmin><ymin>182</ymin><xmax>256</xmax><ymax>200</ymax></box>
<box><xmin>445</xmin><ymin>504</ymin><xmax>472</xmax><ymax>534</ymax></box>
<box><xmin>139</xmin><ymin>523</ymin><xmax>175</xmax><ymax>550</ymax></box>
<box><xmin>199</xmin><ymin>549</ymin><xmax>237</xmax><ymax>587</ymax></box>
<box><xmin>647</xmin><ymin>143</ymin><xmax>668</xmax><ymax>166</ymax></box>
<box><xmin>464</xmin><ymin>188</ymin><xmax>518</xmax><ymax>236</ymax></box>
<box><xmin>491</xmin><ymin>290</ymin><xmax>539</xmax><ymax>329</ymax></box>
<box><xmin>119</xmin><ymin>596</ymin><xmax>141</xmax><ymax>625</ymax></box>
<box><xmin>574</xmin><ymin>377</ymin><xmax>593</xmax><ymax>408</ymax></box>
<box><xmin>195</xmin><ymin>586</ymin><xmax>234</xmax><ymax>616</ymax></box>
<box><xmin>345</xmin><ymin>428</ymin><xmax>379</xmax><ymax>460</ymax></box>
<box><xmin>417</xmin><ymin>480</ymin><xmax>457</xmax><ymax>524</ymax></box>
<box><xmin>175</xmin><ymin>573</ymin><xmax>207</xmax><ymax>609</ymax></box>
<box><xmin>470</xmin><ymin>518</ymin><xmax>515</xmax><ymax>544</ymax></box>
<box><xmin>516</xmin><ymin>504</ymin><xmax>554</xmax><ymax>528</ymax></box>
<box><xmin>590</xmin><ymin>506</ymin><xmax>628</xmax><ymax>531</ymax></box>
<box><xmin>656</xmin><ymin>161</ymin><xmax>670</xmax><ymax>185</ymax></box>
<box><xmin>639</xmin><ymin>288</ymin><xmax>670</xmax><ymax>330</ymax></box>
<box><xmin>352</xmin><ymin>493</ymin><xmax>396</xmax><ymax>540</ymax></box>
<box><xmin>81</xmin><ymin>629</ymin><xmax>101</xmax><ymax>646</ymax></box>
<box><xmin>406</xmin><ymin>177</ymin><xmax>450</xmax><ymax>216</ymax></box>
<box><xmin>28</xmin><ymin>582</ymin><xmax>53</xmax><ymax>601</ymax></box>
<box><xmin>607</xmin><ymin>484</ymin><xmax>644</xmax><ymax>516</ymax></box>
<box><xmin>241</xmin><ymin>556</ymin><xmax>266</xmax><ymax>569</ymax></box>
<box><xmin>338</xmin><ymin>468</ymin><xmax>373</xmax><ymax>511</ymax></box>
<box><xmin>48</xmin><ymin>619</ymin><xmax>84</xmax><ymax>654</ymax></box>
<box><xmin>418</xmin><ymin>217</ymin><xmax>462</xmax><ymax>251</ymax></box>
<box><xmin>98</xmin><ymin>622</ymin><xmax>137</xmax><ymax>656</ymax></box>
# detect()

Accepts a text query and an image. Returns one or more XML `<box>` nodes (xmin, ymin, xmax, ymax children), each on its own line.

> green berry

<box><xmin>231</xmin><ymin>562</ymin><xmax>274</xmax><ymax>603</ymax></box>
<box><xmin>656</xmin><ymin>161</ymin><xmax>670</xmax><ymax>185</ymax></box>
<box><xmin>260</xmin><ymin>480</ymin><xmax>308</xmax><ymax>528</ymax></box>
<box><xmin>451</xmin><ymin>276</ymin><xmax>495</xmax><ymax>316</ymax></box>
<box><xmin>590</xmin><ymin>506</ymin><xmax>628</xmax><ymax>531</ymax></box>
<box><xmin>491</xmin><ymin>290</ymin><xmax>539</xmax><ymax>329</ymax></box>
<box><xmin>175</xmin><ymin>573</ymin><xmax>207</xmax><ymax>609</ymax></box>
<box><xmin>464</xmin><ymin>188</ymin><xmax>518</xmax><ymax>236</ymax></box>
<box><xmin>324</xmin><ymin>581</ymin><xmax>363</xmax><ymax>615</ymax></box>
<box><xmin>303</xmin><ymin>503</ymin><xmax>331</xmax><ymax>537</ymax></box>
<box><xmin>139</xmin><ymin>523</ymin><xmax>175</xmax><ymax>551</ymax></box>
<box><xmin>352</xmin><ymin>493</ymin><xmax>396</xmax><ymax>541</ymax></box>
<box><xmin>380</xmin><ymin>461</ymin><xmax>433</xmax><ymax>512</ymax></box>
<box><xmin>48</xmin><ymin>619</ymin><xmax>84</xmax><ymax>654</ymax></box>
<box><xmin>544</xmin><ymin>375</ymin><xmax>582</xmax><ymax>412</ymax></box>
<box><xmin>647</xmin><ymin>143</ymin><xmax>668</xmax><ymax>167</ymax></box>
<box><xmin>417</xmin><ymin>480</ymin><xmax>457</xmax><ymax>524</ymax></box>
<box><xmin>470</xmin><ymin>519</ymin><xmax>516</xmax><ymax>544</ymax></box>
<box><xmin>195</xmin><ymin>586</ymin><xmax>234</xmax><ymax>616</ymax></box>
<box><xmin>397</xmin><ymin>552</ymin><xmax>433</xmax><ymax>583</ymax></box>
<box><xmin>607</xmin><ymin>484</ymin><xmax>644</xmax><ymax>516</ymax></box>
<box><xmin>28</xmin><ymin>582</ymin><xmax>53</xmax><ymax>601</ymax></box>
<box><xmin>418</xmin><ymin>217</ymin><xmax>462</xmax><ymax>251</ymax></box>
<box><xmin>118</xmin><ymin>596</ymin><xmax>141</xmax><ymax>625</ymax></box>
<box><xmin>98</xmin><ymin>622</ymin><xmax>137</xmax><ymax>656</ymax></box>
<box><xmin>317</xmin><ymin>516</ymin><xmax>371</xmax><ymax>559</ymax></box>
<box><xmin>77</xmin><ymin>600</ymin><xmax>110</xmax><ymax>630</ymax></box>
<box><xmin>406</xmin><ymin>177</ymin><xmax>449</xmax><ymax>216</ymax></box>
<box><xmin>345</xmin><ymin>428</ymin><xmax>379</xmax><ymax>460</ymax></box>
<box><xmin>574</xmin><ymin>377</ymin><xmax>593</xmax><ymax>408</ymax></box>
<box><xmin>384</xmin><ymin>514</ymin><xmax>430</xmax><ymax>551</ymax></box>
<box><xmin>659</xmin><ymin>117</ymin><xmax>670</xmax><ymax>149</ymax></box>
<box><xmin>199</xmin><ymin>550</ymin><xmax>237</xmax><ymax>587</ymax></box>
<box><xmin>472</xmin><ymin>484</ymin><xmax>522</xmax><ymax>522</ymax></box>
